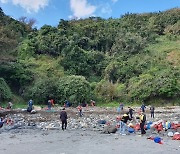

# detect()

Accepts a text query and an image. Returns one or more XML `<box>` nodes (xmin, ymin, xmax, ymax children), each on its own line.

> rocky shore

<box><xmin>0</xmin><ymin>106</ymin><xmax>180</xmax><ymax>154</ymax></box>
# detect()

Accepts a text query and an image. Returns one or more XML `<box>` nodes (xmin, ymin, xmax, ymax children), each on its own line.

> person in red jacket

<box><xmin>77</xmin><ymin>105</ymin><xmax>83</xmax><ymax>117</ymax></box>
<box><xmin>60</xmin><ymin>108</ymin><xmax>68</xmax><ymax>130</ymax></box>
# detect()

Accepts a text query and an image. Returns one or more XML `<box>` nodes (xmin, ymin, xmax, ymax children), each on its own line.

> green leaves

<box><xmin>57</xmin><ymin>75</ymin><xmax>91</xmax><ymax>105</ymax></box>
<box><xmin>127</xmin><ymin>68</ymin><xmax>180</xmax><ymax>101</ymax></box>
<box><xmin>24</xmin><ymin>75</ymin><xmax>91</xmax><ymax>106</ymax></box>
<box><xmin>110</xmin><ymin>32</ymin><xmax>147</xmax><ymax>56</ymax></box>
<box><xmin>0</xmin><ymin>78</ymin><xmax>12</xmax><ymax>101</ymax></box>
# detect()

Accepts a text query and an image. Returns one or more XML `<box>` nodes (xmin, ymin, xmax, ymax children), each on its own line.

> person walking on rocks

<box><xmin>0</xmin><ymin>117</ymin><xmax>5</xmax><ymax>128</ymax></box>
<box><xmin>60</xmin><ymin>108</ymin><xmax>67</xmax><ymax>131</ymax></box>
<box><xmin>140</xmin><ymin>103</ymin><xmax>146</xmax><ymax>113</ymax></box>
<box><xmin>128</xmin><ymin>107</ymin><xmax>135</xmax><ymax>119</ymax></box>
<box><xmin>27</xmin><ymin>99</ymin><xmax>33</xmax><ymax>112</ymax></box>
<box><xmin>150</xmin><ymin>106</ymin><xmax>155</xmax><ymax>118</ymax></box>
<box><xmin>7</xmin><ymin>101</ymin><xmax>13</xmax><ymax>109</ymax></box>
<box><xmin>47</xmin><ymin>99</ymin><xmax>52</xmax><ymax>110</ymax></box>
<box><xmin>77</xmin><ymin>105</ymin><xmax>83</xmax><ymax>117</ymax></box>
<box><xmin>119</xmin><ymin>103</ymin><xmax>124</xmax><ymax>111</ymax></box>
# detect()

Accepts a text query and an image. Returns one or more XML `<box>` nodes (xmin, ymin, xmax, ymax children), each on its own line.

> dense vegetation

<box><xmin>0</xmin><ymin>7</ymin><xmax>179</xmax><ymax>106</ymax></box>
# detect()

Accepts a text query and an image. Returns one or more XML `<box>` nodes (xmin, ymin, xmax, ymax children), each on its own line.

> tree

<box><xmin>19</xmin><ymin>16</ymin><xmax>36</xmax><ymax>29</ymax></box>
<box><xmin>61</xmin><ymin>46</ymin><xmax>90</xmax><ymax>76</ymax></box>
<box><xmin>57</xmin><ymin>75</ymin><xmax>91</xmax><ymax>105</ymax></box>
<box><xmin>95</xmin><ymin>80</ymin><xmax>122</xmax><ymax>101</ymax></box>
<box><xmin>23</xmin><ymin>77</ymin><xmax>59</xmax><ymax>104</ymax></box>
<box><xmin>110</xmin><ymin>32</ymin><xmax>146</xmax><ymax>56</ymax></box>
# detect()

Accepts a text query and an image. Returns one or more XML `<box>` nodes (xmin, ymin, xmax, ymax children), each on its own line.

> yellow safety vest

<box><xmin>139</xmin><ymin>114</ymin><xmax>144</xmax><ymax>122</ymax></box>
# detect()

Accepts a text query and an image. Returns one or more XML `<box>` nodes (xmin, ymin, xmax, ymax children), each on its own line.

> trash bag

<box><xmin>128</xmin><ymin>127</ymin><xmax>135</xmax><ymax>133</ymax></box>
<box><xmin>167</xmin><ymin>132</ymin><xmax>174</xmax><ymax>137</ymax></box>
<box><xmin>134</xmin><ymin>124</ymin><xmax>140</xmax><ymax>131</ymax></box>
<box><xmin>172</xmin><ymin>134</ymin><xmax>180</xmax><ymax>140</ymax></box>
<box><xmin>98</xmin><ymin>120</ymin><xmax>106</xmax><ymax>124</ymax></box>
<box><xmin>171</xmin><ymin>123</ymin><xmax>180</xmax><ymax>130</ymax></box>
<box><xmin>116</xmin><ymin>116</ymin><xmax>121</xmax><ymax>121</ymax></box>
<box><xmin>146</xmin><ymin>122</ymin><xmax>153</xmax><ymax>130</ymax></box>
<box><xmin>154</xmin><ymin>137</ymin><xmax>161</xmax><ymax>143</ymax></box>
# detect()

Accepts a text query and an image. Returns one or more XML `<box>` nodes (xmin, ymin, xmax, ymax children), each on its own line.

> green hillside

<box><xmin>0</xmin><ymin>7</ymin><xmax>179</xmax><ymax>106</ymax></box>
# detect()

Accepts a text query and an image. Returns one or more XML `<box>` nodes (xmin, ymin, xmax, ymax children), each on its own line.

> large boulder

<box><xmin>102</xmin><ymin>125</ymin><xmax>117</xmax><ymax>134</ymax></box>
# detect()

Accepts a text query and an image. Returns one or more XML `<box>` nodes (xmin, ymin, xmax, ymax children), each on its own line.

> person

<box><xmin>27</xmin><ymin>99</ymin><xmax>33</xmax><ymax>112</ymax></box>
<box><xmin>141</xmin><ymin>103</ymin><xmax>146</xmax><ymax>113</ymax></box>
<box><xmin>118</xmin><ymin>112</ymin><xmax>132</xmax><ymax>135</ymax></box>
<box><xmin>64</xmin><ymin>100</ymin><xmax>71</xmax><ymax>107</ymax></box>
<box><xmin>60</xmin><ymin>108</ymin><xmax>68</xmax><ymax>131</ymax></box>
<box><xmin>81</xmin><ymin>101</ymin><xmax>87</xmax><ymax>107</ymax></box>
<box><xmin>7</xmin><ymin>102</ymin><xmax>13</xmax><ymax>109</ymax></box>
<box><xmin>119</xmin><ymin>103</ymin><xmax>124</xmax><ymax>111</ymax></box>
<box><xmin>47</xmin><ymin>100</ymin><xmax>52</xmax><ymax>110</ymax></box>
<box><xmin>117</xmin><ymin>103</ymin><xmax>124</xmax><ymax>114</ymax></box>
<box><xmin>90</xmin><ymin>100</ymin><xmax>96</xmax><ymax>107</ymax></box>
<box><xmin>163</xmin><ymin>120</ymin><xmax>171</xmax><ymax>131</ymax></box>
<box><xmin>0</xmin><ymin>117</ymin><xmax>5</xmax><ymax>128</ymax></box>
<box><xmin>50</xmin><ymin>99</ymin><xmax>54</xmax><ymax>107</ymax></box>
<box><xmin>77</xmin><ymin>105</ymin><xmax>83</xmax><ymax>117</ymax></box>
<box><xmin>150</xmin><ymin>106</ymin><xmax>155</xmax><ymax>118</ymax></box>
<box><xmin>128</xmin><ymin>107</ymin><xmax>135</xmax><ymax>119</ymax></box>
<box><xmin>137</xmin><ymin>110</ymin><xmax>146</xmax><ymax>135</ymax></box>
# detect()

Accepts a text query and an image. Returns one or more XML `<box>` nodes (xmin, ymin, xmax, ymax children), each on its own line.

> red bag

<box><xmin>171</xmin><ymin>123</ymin><xmax>179</xmax><ymax>130</ymax></box>
<box><xmin>157</xmin><ymin>123</ymin><xmax>163</xmax><ymax>132</ymax></box>
<box><xmin>135</xmin><ymin>124</ymin><xmax>140</xmax><ymax>131</ymax></box>
<box><xmin>172</xmin><ymin>134</ymin><xmax>180</xmax><ymax>140</ymax></box>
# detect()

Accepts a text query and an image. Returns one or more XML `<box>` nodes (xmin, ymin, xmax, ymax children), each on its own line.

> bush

<box><xmin>127</xmin><ymin>68</ymin><xmax>180</xmax><ymax>101</ymax></box>
<box><xmin>57</xmin><ymin>75</ymin><xmax>91</xmax><ymax>106</ymax></box>
<box><xmin>95</xmin><ymin>80</ymin><xmax>125</xmax><ymax>101</ymax></box>
<box><xmin>23</xmin><ymin>77</ymin><xmax>59</xmax><ymax>104</ymax></box>
<box><xmin>23</xmin><ymin>75</ymin><xmax>91</xmax><ymax>106</ymax></box>
<box><xmin>0</xmin><ymin>78</ymin><xmax>12</xmax><ymax>101</ymax></box>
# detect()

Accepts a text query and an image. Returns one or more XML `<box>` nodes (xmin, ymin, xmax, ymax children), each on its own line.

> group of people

<box><xmin>117</xmin><ymin>103</ymin><xmax>155</xmax><ymax>135</ymax></box>
<box><xmin>117</xmin><ymin>109</ymin><xmax>146</xmax><ymax>135</ymax></box>
<box><xmin>118</xmin><ymin>103</ymin><xmax>155</xmax><ymax>119</ymax></box>
<box><xmin>11</xmin><ymin>99</ymin><xmax>154</xmax><ymax>134</ymax></box>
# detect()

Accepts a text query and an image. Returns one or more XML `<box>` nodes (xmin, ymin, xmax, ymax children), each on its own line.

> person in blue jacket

<box><xmin>141</xmin><ymin>103</ymin><xmax>146</xmax><ymax>112</ymax></box>
<box><xmin>27</xmin><ymin>99</ymin><xmax>33</xmax><ymax>112</ymax></box>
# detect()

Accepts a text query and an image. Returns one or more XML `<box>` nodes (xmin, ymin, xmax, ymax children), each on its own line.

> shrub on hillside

<box><xmin>23</xmin><ymin>75</ymin><xmax>91</xmax><ymax>106</ymax></box>
<box><xmin>0</xmin><ymin>78</ymin><xmax>12</xmax><ymax>101</ymax></box>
